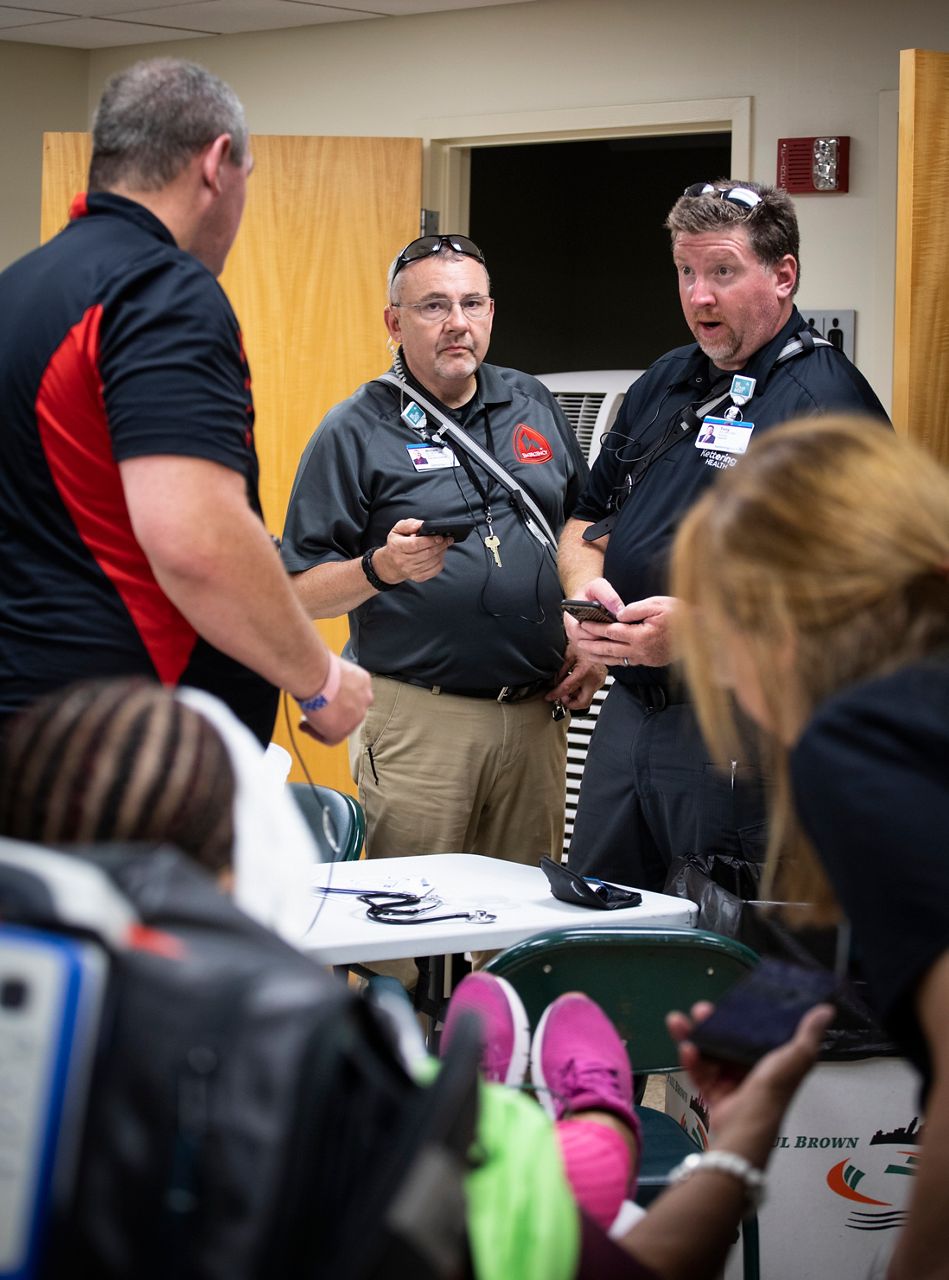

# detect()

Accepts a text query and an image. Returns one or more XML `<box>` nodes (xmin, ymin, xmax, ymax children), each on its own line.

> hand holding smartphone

<box><xmin>561</xmin><ymin>598</ymin><xmax>616</xmax><ymax>624</ymax></box>
<box><xmin>687</xmin><ymin>958</ymin><xmax>838</xmax><ymax>1068</ymax></box>
<box><xmin>416</xmin><ymin>520</ymin><xmax>475</xmax><ymax>543</ymax></box>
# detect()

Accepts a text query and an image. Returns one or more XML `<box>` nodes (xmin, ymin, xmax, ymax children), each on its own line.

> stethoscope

<box><xmin>314</xmin><ymin>885</ymin><xmax>497</xmax><ymax>926</ymax></box>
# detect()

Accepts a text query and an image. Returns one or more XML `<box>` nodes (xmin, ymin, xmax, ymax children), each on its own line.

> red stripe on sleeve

<box><xmin>35</xmin><ymin>304</ymin><xmax>198</xmax><ymax>685</ymax></box>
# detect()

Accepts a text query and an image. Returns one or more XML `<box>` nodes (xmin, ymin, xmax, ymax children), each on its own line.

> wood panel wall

<box><xmin>893</xmin><ymin>49</ymin><xmax>949</xmax><ymax>463</ymax></box>
<box><xmin>41</xmin><ymin>132</ymin><xmax>421</xmax><ymax>791</ymax></box>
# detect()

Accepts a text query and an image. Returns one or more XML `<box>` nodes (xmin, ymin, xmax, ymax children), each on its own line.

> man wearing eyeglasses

<box><xmin>282</xmin><ymin>234</ymin><xmax>599</xmax><ymax>894</ymax></box>
<box><xmin>559</xmin><ymin>180</ymin><xmax>888</xmax><ymax>895</ymax></box>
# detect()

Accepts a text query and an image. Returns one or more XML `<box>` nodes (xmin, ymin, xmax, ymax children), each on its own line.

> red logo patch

<box><xmin>513</xmin><ymin>423</ymin><xmax>553</xmax><ymax>464</ymax></box>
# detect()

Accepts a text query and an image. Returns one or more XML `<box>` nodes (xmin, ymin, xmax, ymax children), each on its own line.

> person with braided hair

<box><xmin>0</xmin><ymin>676</ymin><xmax>320</xmax><ymax>940</ymax></box>
<box><xmin>0</xmin><ymin>677</ymin><xmax>235</xmax><ymax>881</ymax></box>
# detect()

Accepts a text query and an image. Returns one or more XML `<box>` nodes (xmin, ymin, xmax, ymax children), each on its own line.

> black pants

<box><xmin>567</xmin><ymin>682</ymin><xmax>768</xmax><ymax>892</ymax></box>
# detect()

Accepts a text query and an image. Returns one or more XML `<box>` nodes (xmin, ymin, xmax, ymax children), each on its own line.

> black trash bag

<box><xmin>663</xmin><ymin>852</ymin><xmax>760</xmax><ymax>939</ymax></box>
<box><xmin>664</xmin><ymin>852</ymin><xmax>897</xmax><ymax>1061</ymax></box>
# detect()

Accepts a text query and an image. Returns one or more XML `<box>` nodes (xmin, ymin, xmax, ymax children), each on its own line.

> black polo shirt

<box><xmin>281</xmin><ymin>361</ymin><xmax>588</xmax><ymax>688</ymax></box>
<box><xmin>791</xmin><ymin>658</ymin><xmax>949</xmax><ymax>1090</ymax></box>
<box><xmin>0</xmin><ymin>192</ymin><xmax>277</xmax><ymax>740</ymax></box>
<box><xmin>572</xmin><ymin>309</ymin><xmax>888</xmax><ymax>684</ymax></box>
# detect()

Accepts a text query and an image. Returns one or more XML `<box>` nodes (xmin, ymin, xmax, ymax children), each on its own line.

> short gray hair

<box><xmin>387</xmin><ymin>249</ymin><xmax>491</xmax><ymax>304</ymax></box>
<box><xmin>89</xmin><ymin>58</ymin><xmax>247</xmax><ymax>193</ymax></box>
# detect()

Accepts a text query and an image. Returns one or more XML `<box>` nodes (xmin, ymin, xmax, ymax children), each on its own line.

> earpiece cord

<box><xmin>284</xmin><ymin>691</ymin><xmax>337</xmax><ymax>938</ymax></box>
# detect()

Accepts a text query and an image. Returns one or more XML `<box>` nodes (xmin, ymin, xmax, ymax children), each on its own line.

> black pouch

<box><xmin>540</xmin><ymin>856</ymin><xmax>642</xmax><ymax>910</ymax></box>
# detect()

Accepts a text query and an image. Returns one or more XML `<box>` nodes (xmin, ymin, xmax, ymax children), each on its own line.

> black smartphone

<box><xmin>687</xmin><ymin>958</ymin><xmax>838</xmax><ymax>1068</ymax></box>
<box><xmin>416</xmin><ymin>521</ymin><xmax>475</xmax><ymax>543</ymax></box>
<box><xmin>561</xmin><ymin>598</ymin><xmax>616</xmax><ymax>624</ymax></box>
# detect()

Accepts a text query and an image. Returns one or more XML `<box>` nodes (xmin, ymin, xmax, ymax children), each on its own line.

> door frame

<box><xmin>423</xmin><ymin>96</ymin><xmax>751</xmax><ymax>232</ymax></box>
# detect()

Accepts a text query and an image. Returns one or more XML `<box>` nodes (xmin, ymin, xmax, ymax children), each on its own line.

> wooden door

<box><xmin>893</xmin><ymin>49</ymin><xmax>949</xmax><ymax>462</ymax></box>
<box><xmin>41</xmin><ymin>133</ymin><xmax>421</xmax><ymax>791</ymax></box>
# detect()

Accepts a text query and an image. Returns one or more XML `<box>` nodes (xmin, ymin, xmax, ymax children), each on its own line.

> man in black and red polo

<box><xmin>0</xmin><ymin>57</ymin><xmax>370</xmax><ymax>745</ymax></box>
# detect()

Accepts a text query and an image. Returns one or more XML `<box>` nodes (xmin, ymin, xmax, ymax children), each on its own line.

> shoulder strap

<box><xmin>676</xmin><ymin>330</ymin><xmax>832</xmax><ymax>436</ymax></box>
<box><xmin>777</xmin><ymin>329</ymin><xmax>833</xmax><ymax>361</ymax></box>
<box><xmin>376</xmin><ymin>372</ymin><xmax>556</xmax><ymax>549</ymax></box>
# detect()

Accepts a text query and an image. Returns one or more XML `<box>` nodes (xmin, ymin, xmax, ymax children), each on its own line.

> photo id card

<box><xmin>695</xmin><ymin>415</ymin><xmax>755</xmax><ymax>455</ymax></box>
<box><xmin>406</xmin><ymin>442</ymin><xmax>459</xmax><ymax>472</ymax></box>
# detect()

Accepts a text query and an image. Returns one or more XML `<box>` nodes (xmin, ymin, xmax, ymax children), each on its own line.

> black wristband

<box><xmin>361</xmin><ymin>547</ymin><xmax>397</xmax><ymax>592</ymax></box>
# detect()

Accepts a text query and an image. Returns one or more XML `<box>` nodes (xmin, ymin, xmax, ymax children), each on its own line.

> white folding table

<box><xmin>303</xmin><ymin>854</ymin><xmax>696</xmax><ymax>1029</ymax></box>
<box><xmin>304</xmin><ymin>853</ymin><xmax>696</xmax><ymax>963</ymax></box>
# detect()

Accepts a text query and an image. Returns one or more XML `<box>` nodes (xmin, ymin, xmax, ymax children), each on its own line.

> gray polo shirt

<box><xmin>281</xmin><ymin>362</ymin><xmax>588</xmax><ymax>688</ymax></box>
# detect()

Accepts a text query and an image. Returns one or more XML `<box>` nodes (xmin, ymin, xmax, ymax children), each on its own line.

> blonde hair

<box><xmin>671</xmin><ymin>415</ymin><xmax>949</xmax><ymax>922</ymax></box>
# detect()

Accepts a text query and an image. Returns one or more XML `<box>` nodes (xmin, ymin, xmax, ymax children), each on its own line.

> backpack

<box><xmin>0</xmin><ymin>839</ymin><xmax>480</xmax><ymax>1280</ymax></box>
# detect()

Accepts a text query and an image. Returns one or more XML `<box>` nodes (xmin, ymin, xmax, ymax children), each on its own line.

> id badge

<box><xmin>695</xmin><ymin>415</ymin><xmax>755</xmax><ymax>455</ymax></box>
<box><xmin>405</xmin><ymin>443</ymin><xmax>459</xmax><ymax>472</ymax></box>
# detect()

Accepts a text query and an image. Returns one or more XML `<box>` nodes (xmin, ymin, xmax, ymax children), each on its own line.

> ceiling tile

<box><xmin>0</xmin><ymin>13</ymin><xmax>213</xmax><ymax>41</ymax></box>
<box><xmin>0</xmin><ymin>0</ymin><xmax>537</xmax><ymax>48</ymax></box>
<box><xmin>110</xmin><ymin>0</ymin><xmax>374</xmax><ymax>34</ymax></box>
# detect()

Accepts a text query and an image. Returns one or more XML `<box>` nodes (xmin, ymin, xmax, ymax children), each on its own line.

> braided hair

<box><xmin>0</xmin><ymin>678</ymin><xmax>235</xmax><ymax>874</ymax></box>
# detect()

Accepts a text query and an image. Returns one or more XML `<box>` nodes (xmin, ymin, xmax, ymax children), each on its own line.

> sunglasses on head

<box><xmin>392</xmin><ymin>234</ymin><xmax>486</xmax><ymax>279</ymax></box>
<box><xmin>683</xmin><ymin>182</ymin><xmax>763</xmax><ymax>212</ymax></box>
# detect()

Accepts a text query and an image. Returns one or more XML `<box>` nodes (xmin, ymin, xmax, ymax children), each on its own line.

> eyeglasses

<box><xmin>390</xmin><ymin>295</ymin><xmax>493</xmax><ymax>323</ymax></box>
<box><xmin>392</xmin><ymin>234</ymin><xmax>486</xmax><ymax>279</ymax></box>
<box><xmin>682</xmin><ymin>182</ymin><xmax>763</xmax><ymax>212</ymax></box>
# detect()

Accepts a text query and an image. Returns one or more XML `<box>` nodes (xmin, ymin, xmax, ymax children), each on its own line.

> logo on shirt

<box><xmin>513</xmin><ymin>423</ymin><xmax>553</xmax><ymax>464</ymax></box>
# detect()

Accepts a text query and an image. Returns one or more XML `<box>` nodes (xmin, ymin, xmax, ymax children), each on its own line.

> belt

<box><xmin>380</xmin><ymin>673</ymin><xmax>553</xmax><ymax>704</ymax></box>
<box><xmin>619</xmin><ymin>681</ymin><xmax>687</xmax><ymax>712</ymax></box>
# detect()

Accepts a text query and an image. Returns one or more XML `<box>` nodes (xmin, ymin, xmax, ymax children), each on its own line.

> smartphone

<box><xmin>416</xmin><ymin>520</ymin><xmax>475</xmax><ymax>543</ymax></box>
<box><xmin>687</xmin><ymin>957</ymin><xmax>838</xmax><ymax>1068</ymax></box>
<box><xmin>561</xmin><ymin>598</ymin><xmax>616</xmax><ymax>624</ymax></box>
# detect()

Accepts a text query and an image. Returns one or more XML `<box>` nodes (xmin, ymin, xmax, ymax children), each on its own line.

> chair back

<box><xmin>288</xmin><ymin>783</ymin><xmax>365</xmax><ymax>862</ymax></box>
<box><xmin>486</xmin><ymin>926</ymin><xmax>758</xmax><ymax>1072</ymax></box>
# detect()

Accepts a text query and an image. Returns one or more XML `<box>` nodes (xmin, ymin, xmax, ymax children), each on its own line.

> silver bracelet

<box><xmin>667</xmin><ymin>1150</ymin><xmax>766</xmax><ymax>1215</ymax></box>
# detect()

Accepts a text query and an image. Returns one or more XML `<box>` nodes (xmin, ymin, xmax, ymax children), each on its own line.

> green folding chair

<box><xmin>487</xmin><ymin>926</ymin><xmax>761</xmax><ymax>1278</ymax></box>
<box><xmin>288</xmin><ymin>782</ymin><xmax>365</xmax><ymax>863</ymax></box>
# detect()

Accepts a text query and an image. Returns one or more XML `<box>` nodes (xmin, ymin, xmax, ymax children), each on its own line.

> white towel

<box><xmin>175</xmin><ymin>688</ymin><xmax>321</xmax><ymax>947</ymax></box>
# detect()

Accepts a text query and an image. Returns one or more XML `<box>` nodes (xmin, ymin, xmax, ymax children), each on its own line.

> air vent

<box><xmin>551</xmin><ymin>391</ymin><xmax>606</xmax><ymax>460</ymax></box>
<box><xmin>537</xmin><ymin>371</ymin><xmax>641</xmax><ymax>466</ymax></box>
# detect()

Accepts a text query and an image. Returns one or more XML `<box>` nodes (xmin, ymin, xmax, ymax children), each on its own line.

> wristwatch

<box><xmin>361</xmin><ymin>547</ymin><xmax>396</xmax><ymax>592</ymax></box>
<box><xmin>667</xmin><ymin>1150</ymin><xmax>766</xmax><ymax>1215</ymax></box>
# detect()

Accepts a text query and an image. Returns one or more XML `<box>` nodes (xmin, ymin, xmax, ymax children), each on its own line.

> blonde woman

<box><xmin>671</xmin><ymin>414</ymin><xmax>949</xmax><ymax>1280</ymax></box>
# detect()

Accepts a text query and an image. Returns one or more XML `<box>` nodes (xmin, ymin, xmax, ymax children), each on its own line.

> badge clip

<box><xmin>729</xmin><ymin>374</ymin><xmax>756</xmax><ymax>407</ymax></box>
<box><xmin>401</xmin><ymin>401</ymin><xmax>428</xmax><ymax>436</ymax></box>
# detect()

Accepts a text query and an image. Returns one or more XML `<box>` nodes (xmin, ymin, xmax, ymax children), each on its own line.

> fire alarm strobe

<box><xmin>777</xmin><ymin>136</ymin><xmax>850</xmax><ymax>194</ymax></box>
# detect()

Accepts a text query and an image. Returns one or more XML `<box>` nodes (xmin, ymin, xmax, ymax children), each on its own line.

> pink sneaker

<box><xmin>440</xmin><ymin>972</ymin><xmax>531</xmax><ymax>1085</ymax></box>
<box><xmin>530</xmin><ymin>992</ymin><xmax>637</xmax><ymax>1130</ymax></box>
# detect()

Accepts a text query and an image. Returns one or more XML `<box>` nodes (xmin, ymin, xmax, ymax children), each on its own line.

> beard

<box><xmin>693</xmin><ymin>320</ymin><xmax>742</xmax><ymax>368</ymax></box>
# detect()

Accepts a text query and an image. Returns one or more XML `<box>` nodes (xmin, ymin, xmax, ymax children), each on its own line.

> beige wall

<box><xmin>0</xmin><ymin>43</ymin><xmax>88</xmax><ymax>263</ymax></box>
<box><xmin>3</xmin><ymin>0</ymin><xmax>949</xmax><ymax>408</ymax></box>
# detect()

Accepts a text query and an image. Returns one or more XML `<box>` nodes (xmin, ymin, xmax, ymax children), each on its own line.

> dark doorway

<box><xmin>468</xmin><ymin>133</ymin><xmax>731</xmax><ymax>375</ymax></box>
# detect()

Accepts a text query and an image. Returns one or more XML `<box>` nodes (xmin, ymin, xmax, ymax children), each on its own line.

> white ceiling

<box><xmin>0</xmin><ymin>0</ymin><xmax>534</xmax><ymax>49</ymax></box>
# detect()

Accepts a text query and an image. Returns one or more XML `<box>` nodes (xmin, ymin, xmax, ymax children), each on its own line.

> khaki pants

<box><xmin>351</xmin><ymin>675</ymin><xmax>568</xmax><ymax>986</ymax></box>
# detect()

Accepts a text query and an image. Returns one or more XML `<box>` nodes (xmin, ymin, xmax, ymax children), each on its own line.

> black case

<box><xmin>540</xmin><ymin>856</ymin><xmax>642</xmax><ymax>911</ymax></box>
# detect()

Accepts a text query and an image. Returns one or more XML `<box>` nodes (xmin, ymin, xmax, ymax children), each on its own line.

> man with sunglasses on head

<box><xmin>282</xmin><ymin>234</ymin><xmax>599</xmax><ymax>902</ymax></box>
<box><xmin>559</xmin><ymin>180</ymin><xmax>888</xmax><ymax>895</ymax></box>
